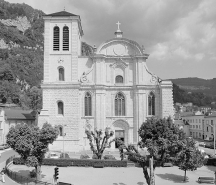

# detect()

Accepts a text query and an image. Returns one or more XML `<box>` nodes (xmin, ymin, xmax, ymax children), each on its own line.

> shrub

<box><xmin>29</xmin><ymin>169</ymin><xmax>36</xmax><ymax>178</ymax></box>
<box><xmin>103</xmin><ymin>155</ymin><xmax>116</xmax><ymax>160</ymax></box>
<box><xmin>205</xmin><ymin>158</ymin><xmax>216</xmax><ymax>166</ymax></box>
<box><xmin>13</xmin><ymin>157</ymin><xmax>127</xmax><ymax>167</ymax></box>
<box><xmin>80</xmin><ymin>154</ymin><xmax>90</xmax><ymax>159</ymax></box>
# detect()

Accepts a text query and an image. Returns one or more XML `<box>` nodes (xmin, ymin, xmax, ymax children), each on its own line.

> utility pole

<box><xmin>214</xmin><ymin>123</ymin><xmax>215</xmax><ymax>156</ymax></box>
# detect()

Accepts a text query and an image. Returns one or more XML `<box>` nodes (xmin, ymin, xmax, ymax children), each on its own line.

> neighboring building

<box><xmin>181</xmin><ymin>111</ymin><xmax>204</xmax><ymax>140</ymax></box>
<box><xmin>204</xmin><ymin>113</ymin><xmax>216</xmax><ymax>141</ymax></box>
<box><xmin>0</xmin><ymin>109</ymin><xmax>36</xmax><ymax>145</ymax></box>
<box><xmin>200</xmin><ymin>106</ymin><xmax>211</xmax><ymax>114</ymax></box>
<box><xmin>38</xmin><ymin>11</ymin><xmax>174</xmax><ymax>152</ymax></box>
<box><xmin>182</xmin><ymin>102</ymin><xmax>193</xmax><ymax>107</ymax></box>
<box><xmin>174</xmin><ymin>113</ymin><xmax>190</xmax><ymax>137</ymax></box>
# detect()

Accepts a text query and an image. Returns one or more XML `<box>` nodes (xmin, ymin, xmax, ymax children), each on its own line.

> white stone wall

<box><xmin>42</xmin><ymin>88</ymin><xmax>80</xmax><ymax>140</ymax></box>
<box><xmin>160</xmin><ymin>81</ymin><xmax>174</xmax><ymax>119</ymax></box>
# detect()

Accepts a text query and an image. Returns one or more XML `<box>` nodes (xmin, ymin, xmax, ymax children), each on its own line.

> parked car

<box><xmin>199</xmin><ymin>142</ymin><xmax>206</xmax><ymax>147</ymax></box>
<box><xmin>48</xmin><ymin>152</ymin><xmax>59</xmax><ymax>159</ymax></box>
<box><xmin>3</xmin><ymin>144</ymin><xmax>10</xmax><ymax>149</ymax></box>
<box><xmin>0</xmin><ymin>144</ymin><xmax>10</xmax><ymax>150</ymax></box>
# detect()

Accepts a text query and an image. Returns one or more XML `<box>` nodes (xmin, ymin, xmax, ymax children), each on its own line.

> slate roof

<box><xmin>4</xmin><ymin>109</ymin><xmax>35</xmax><ymax>120</ymax></box>
<box><xmin>45</xmin><ymin>11</ymin><xmax>78</xmax><ymax>17</ymax></box>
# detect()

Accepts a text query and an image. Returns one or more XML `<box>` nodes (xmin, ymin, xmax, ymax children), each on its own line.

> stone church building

<box><xmin>38</xmin><ymin>11</ymin><xmax>174</xmax><ymax>152</ymax></box>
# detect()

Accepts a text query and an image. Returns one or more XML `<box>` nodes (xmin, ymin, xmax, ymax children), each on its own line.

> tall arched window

<box><xmin>85</xmin><ymin>92</ymin><xmax>92</xmax><ymax>116</ymax></box>
<box><xmin>59</xmin><ymin>126</ymin><xmax>63</xmax><ymax>136</ymax></box>
<box><xmin>53</xmin><ymin>26</ymin><xmax>60</xmax><ymax>51</ymax></box>
<box><xmin>63</xmin><ymin>26</ymin><xmax>69</xmax><ymax>51</ymax></box>
<box><xmin>115</xmin><ymin>92</ymin><xmax>125</xmax><ymax>116</ymax></box>
<box><xmin>58</xmin><ymin>101</ymin><xmax>64</xmax><ymax>115</ymax></box>
<box><xmin>148</xmin><ymin>92</ymin><xmax>155</xmax><ymax>115</ymax></box>
<box><xmin>59</xmin><ymin>67</ymin><xmax>64</xmax><ymax>81</ymax></box>
<box><xmin>115</xmin><ymin>75</ymin><xmax>123</xmax><ymax>83</ymax></box>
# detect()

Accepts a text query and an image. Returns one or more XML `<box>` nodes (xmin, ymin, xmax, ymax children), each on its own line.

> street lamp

<box><xmin>62</xmin><ymin>124</ymin><xmax>67</xmax><ymax>158</ymax></box>
<box><xmin>207</xmin><ymin>123</ymin><xmax>215</xmax><ymax>156</ymax></box>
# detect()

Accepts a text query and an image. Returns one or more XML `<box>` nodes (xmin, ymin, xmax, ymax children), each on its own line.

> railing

<box><xmin>5</xmin><ymin>156</ymin><xmax>53</xmax><ymax>185</ymax></box>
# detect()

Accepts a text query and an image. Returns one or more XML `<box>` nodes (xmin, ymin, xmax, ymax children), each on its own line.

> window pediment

<box><xmin>110</xmin><ymin>58</ymin><xmax>128</xmax><ymax>69</ymax></box>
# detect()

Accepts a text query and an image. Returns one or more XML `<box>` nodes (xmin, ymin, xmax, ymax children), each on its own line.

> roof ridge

<box><xmin>45</xmin><ymin>10</ymin><xmax>78</xmax><ymax>17</ymax></box>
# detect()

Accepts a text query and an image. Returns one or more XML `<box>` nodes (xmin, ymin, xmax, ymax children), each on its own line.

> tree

<box><xmin>138</xmin><ymin>117</ymin><xmax>186</xmax><ymax>165</ymax></box>
<box><xmin>6</xmin><ymin>122</ymin><xmax>59</xmax><ymax>180</ymax></box>
<box><xmin>27</xmin><ymin>86</ymin><xmax>42</xmax><ymax>111</ymax></box>
<box><xmin>85</xmin><ymin>128</ymin><xmax>115</xmax><ymax>159</ymax></box>
<box><xmin>116</xmin><ymin>117</ymin><xmax>186</xmax><ymax>185</ymax></box>
<box><xmin>116</xmin><ymin>139</ymin><xmax>152</xmax><ymax>185</ymax></box>
<box><xmin>0</xmin><ymin>80</ymin><xmax>21</xmax><ymax>104</ymax></box>
<box><xmin>175</xmin><ymin>138</ymin><xmax>204</xmax><ymax>181</ymax></box>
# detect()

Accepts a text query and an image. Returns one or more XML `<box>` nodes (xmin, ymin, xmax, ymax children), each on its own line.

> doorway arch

<box><xmin>112</xmin><ymin>119</ymin><xmax>129</xmax><ymax>148</ymax></box>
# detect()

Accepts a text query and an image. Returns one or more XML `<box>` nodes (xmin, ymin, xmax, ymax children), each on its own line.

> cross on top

<box><xmin>116</xmin><ymin>21</ymin><xmax>121</xmax><ymax>31</ymax></box>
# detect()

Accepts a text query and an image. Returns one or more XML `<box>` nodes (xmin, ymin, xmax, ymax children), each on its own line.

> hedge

<box><xmin>13</xmin><ymin>158</ymin><xmax>127</xmax><ymax>167</ymax></box>
<box><xmin>204</xmin><ymin>158</ymin><xmax>216</xmax><ymax>166</ymax></box>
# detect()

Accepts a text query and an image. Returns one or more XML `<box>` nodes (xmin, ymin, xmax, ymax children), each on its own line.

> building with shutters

<box><xmin>38</xmin><ymin>10</ymin><xmax>174</xmax><ymax>152</ymax></box>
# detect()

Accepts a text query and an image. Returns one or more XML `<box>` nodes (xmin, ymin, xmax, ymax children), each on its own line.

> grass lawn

<box><xmin>9</xmin><ymin>164</ymin><xmax>216</xmax><ymax>185</ymax></box>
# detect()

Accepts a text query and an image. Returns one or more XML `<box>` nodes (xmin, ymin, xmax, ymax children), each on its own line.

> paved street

<box><xmin>10</xmin><ymin>163</ymin><xmax>216</xmax><ymax>185</ymax></box>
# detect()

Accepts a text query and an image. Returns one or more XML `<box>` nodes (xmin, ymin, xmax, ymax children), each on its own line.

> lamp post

<box><xmin>214</xmin><ymin>123</ymin><xmax>215</xmax><ymax>156</ymax></box>
<box><xmin>62</xmin><ymin>124</ymin><xmax>67</xmax><ymax>158</ymax></box>
<box><xmin>207</xmin><ymin>123</ymin><xmax>215</xmax><ymax>156</ymax></box>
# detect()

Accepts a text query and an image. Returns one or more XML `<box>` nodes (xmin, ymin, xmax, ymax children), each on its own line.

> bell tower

<box><xmin>43</xmin><ymin>10</ymin><xmax>83</xmax><ymax>83</ymax></box>
<box><xmin>38</xmin><ymin>10</ymin><xmax>84</xmax><ymax>151</ymax></box>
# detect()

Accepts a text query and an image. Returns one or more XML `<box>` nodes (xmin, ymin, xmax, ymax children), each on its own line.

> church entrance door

<box><xmin>115</xmin><ymin>130</ymin><xmax>124</xmax><ymax>148</ymax></box>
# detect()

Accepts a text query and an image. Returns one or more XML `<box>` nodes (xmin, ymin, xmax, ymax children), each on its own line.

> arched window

<box><xmin>115</xmin><ymin>75</ymin><xmax>123</xmax><ymax>83</ymax></box>
<box><xmin>59</xmin><ymin>67</ymin><xmax>64</xmax><ymax>81</ymax></box>
<box><xmin>148</xmin><ymin>92</ymin><xmax>155</xmax><ymax>115</ymax></box>
<box><xmin>59</xmin><ymin>126</ymin><xmax>63</xmax><ymax>136</ymax></box>
<box><xmin>63</xmin><ymin>26</ymin><xmax>69</xmax><ymax>51</ymax></box>
<box><xmin>53</xmin><ymin>26</ymin><xmax>60</xmax><ymax>51</ymax></box>
<box><xmin>85</xmin><ymin>92</ymin><xmax>92</xmax><ymax>116</ymax></box>
<box><xmin>58</xmin><ymin>101</ymin><xmax>64</xmax><ymax>115</ymax></box>
<box><xmin>115</xmin><ymin>92</ymin><xmax>125</xmax><ymax>116</ymax></box>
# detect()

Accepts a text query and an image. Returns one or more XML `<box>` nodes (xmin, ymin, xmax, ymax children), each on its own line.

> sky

<box><xmin>6</xmin><ymin>0</ymin><xmax>216</xmax><ymax>80</ymax></box>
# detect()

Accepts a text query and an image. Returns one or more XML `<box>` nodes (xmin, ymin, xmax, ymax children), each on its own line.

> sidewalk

<box><xmin>0</xmin><ymin>150</ymin><xmax>18</xmax><ymax>185</ymax></box>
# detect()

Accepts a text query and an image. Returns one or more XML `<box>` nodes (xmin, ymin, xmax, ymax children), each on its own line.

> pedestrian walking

<box><xmin>1</xmin><ymin>167</ymin><xmax>5</xmax><ymax>183</ymax></box>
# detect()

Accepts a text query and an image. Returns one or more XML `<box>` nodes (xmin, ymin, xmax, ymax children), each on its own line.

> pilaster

<box><xmin>71</xmin><ymin>21</ymin><xmax>79</xmax><ymax>82</ymax></box>
<box><xmin>95</xmin><ymin>89</ymin><xmax>106</xmax><ymax>130</ymax></box>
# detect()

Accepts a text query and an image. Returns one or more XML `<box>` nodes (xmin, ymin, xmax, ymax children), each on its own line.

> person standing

<box><xmin>1</xmin><ymin>168</ymin><xmax>5</xmax><ymax>183</ymax></box>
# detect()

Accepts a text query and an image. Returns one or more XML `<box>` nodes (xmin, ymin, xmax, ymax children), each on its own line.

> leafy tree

<box><xmin>138</xmin><ymin>117</ymin><xmax>186</xmax><ymax>164</ymax></box>
<box><xmin>116</xmin><ymin>117</ymin><xmax>186</xmax><ymax>185</ymax></box>
<box><xmin>176</xmin><ymin>138</ymin><xmax>204</xmax><ymax>181</ymax></box>
<box><xmin>6</xmin><ymin>123</ymin><xmax>59</xmax><ymax>180</ymax></box>
<box><xmin>116</xmin><ymin>139</ymin><xmax>153</xmax><ymax>184</ymax></box>
<box><xmin>0</xmin><ymin>80</ymin><xmax>20</xmax><ymax>103</ymax></box>
<box><xmin>27</xmin><ymin>86</ymin><xmax>42</xmax><ymax>111</ymax></box>
<box><xmin>85</xmin><ymin>128</ymin><xmax>115</xmax><ymax>159</ymax></box>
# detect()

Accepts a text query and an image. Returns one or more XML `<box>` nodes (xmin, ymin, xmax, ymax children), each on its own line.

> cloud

<box><xmin>5</xmin><ymin>0</ymin><xmax>216</xmax><ymax>79</ymax></box>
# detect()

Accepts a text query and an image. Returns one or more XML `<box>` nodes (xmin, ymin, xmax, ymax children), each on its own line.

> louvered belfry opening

<box><xmin>53</xmin><ymin>26</ymin><xmax>60</xmax><ymax>51</ymax></box>
<box><xmin>63</xmin><ymin>26</ymin><xmax>69</xmax><ymax>51</ymax></box>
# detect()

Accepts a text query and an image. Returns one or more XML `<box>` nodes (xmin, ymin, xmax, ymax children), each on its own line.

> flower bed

<box><xmin>13</xmin><ymin>157</ymin><xmax>127</xmax><ymax>167</ymax></box>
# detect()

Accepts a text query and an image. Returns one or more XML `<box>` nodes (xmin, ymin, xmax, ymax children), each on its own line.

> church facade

<box><xmin>38</xmin><ymin>11</ymin><xmax>174</xmax><ymax>152</ymax></box>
